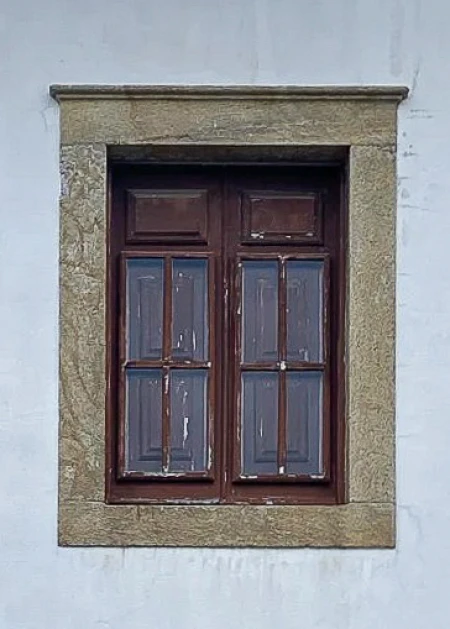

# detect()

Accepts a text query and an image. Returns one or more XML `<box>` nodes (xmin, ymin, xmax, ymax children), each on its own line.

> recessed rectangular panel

<box><xmin>241</xmin><ymin>372</ymin><xmax>278</xmax><ymax>475</ymax></box>
<box><xmin>126</xmin><ymin>189</ymin><xmax>209</xmax><ymax>243</ymax></box>
<box><xmin>287</xmin><ymin>260</ymin><xmax>324</xmax><ymax>362</ymax></box>
<box><xmin>286</xmin><ymin>371</ymin><xmax>323</xmax><ymax>475</ymax></box>
<box><xmin>169</xmin><ymin>370</ymin><xmax>208</xmax><ymax>472</ymax></box>
<box><xmin>172</xmin><ymin>259</ymin><xmax>208</xmax><ymax>361</ymax></box>
<box><xmin>127</xmin><ymin>259</ymin><xmax>164</xmax><ymax>360</ymax></box>
<box><xmin>126</xmin><ymin>369</ymin><xmax>163</xmax><ymax>473</ymax></box>
<box><xmin>242</xmin><ymin>261</ymin><xmax>278</xmax><ymax>363</ymax></box>
<box><xmin>241</xmin><ymin>191</ymin><xmax>322</xmax><ymax>244</ymax></box>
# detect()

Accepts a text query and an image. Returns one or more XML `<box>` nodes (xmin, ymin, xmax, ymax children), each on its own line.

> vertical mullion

<box><xmin>162</xmin><ymin>257</ymin><xmax>172</xmax><ymax>472</ymax></box>
<box><xmin>207</xmin><ymin>255</ymin><xmax>216</xmax><ymax>474</ymax></box>
<box><xmin>322</xmin><ymin>256</ymin><xmax>330</xmax><ymax>365</ymax></box>
<box><xmin>234</xmin><ymin>259</ymin><xmax>243</xmax><ymax>479</ymax></box>
<box><xmin>321</xmin><ymin>256</ymin><xmax>331</xmax><ymax>478</ymax></box>
<box><xmin>277</xmin><ymin>257</ymin><xmax>287</xmax><ymax>474</ymax></box>
<box><xmin>118</xmin><ymin>254</ymin><xmax>128</xmax><ymax>475</ymax></box>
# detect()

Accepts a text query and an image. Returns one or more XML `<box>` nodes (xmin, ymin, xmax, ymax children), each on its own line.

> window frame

<box><xmin>108</xmin><ymin>166</ymin><xmax>225</xmax><ymax>504</ymax></box>
<box><xmin>232</xmin><ymin>252</ymin><xmax>331</xmax><ymax>485</ymax></box>
<box><xmin>52</xmin><ymin>84</ymin><xmax>406</xmax><ymax>547</ymax></box>
<box><xmin>118</xmin><ymin>251</ymin><xmax>217</xmax><ymax>483</ymax></box>
<box><xmin>109</xmin><ymin>164</ymin><xmax>344</xmax><ymax>506</ymax></box>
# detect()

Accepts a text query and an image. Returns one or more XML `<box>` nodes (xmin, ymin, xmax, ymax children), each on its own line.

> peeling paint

<box><xmin>183</xmin><ymin>415</ymin><xmax>189</xmax><ymax>445</ymax></box>
<box><xmin>208</xmin><ymin>445</ymin><xmax>213</xmax><ymax>469</ymax></box>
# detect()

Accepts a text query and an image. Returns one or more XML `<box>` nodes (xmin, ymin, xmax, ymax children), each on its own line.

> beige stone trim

<box><xmin>59</xmin><ymin>144</ymin><xmax>106</xmax><ymax>505</ymax></box>
<box><xmin>51</xmin><ymin>85</ymin><xmax>404</xmax><ymax>147</ymax></box>
<box><xmin>54</xmin><ymin>85</ymin><xmax>407</xmax><ymax>547</ymax></box>
<box><xmin>60</xmin><ymin>502</ymin><xmax>394</xmax><ymax>547</ymax></box>
<box><xmin>347</xmin><ymin>146</ymin><xmax>397</xmax><ymax>503</ymax></box>
<box><xmin>50</xmin><ymin>85</ymin><xmax>408</xmax><ymax>100</ymax></box>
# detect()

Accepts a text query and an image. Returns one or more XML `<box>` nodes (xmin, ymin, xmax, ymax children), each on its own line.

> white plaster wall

<box><xmin>1</xmin><ymin>0</ymin><xmax>449</xmax><ymax>627</ymax></box>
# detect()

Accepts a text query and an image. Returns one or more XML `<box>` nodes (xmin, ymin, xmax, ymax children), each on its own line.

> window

<box><xmin>53</xmin><ymin>84</ymin><xmax>403</xmax><ymax>547</ymax></box>
<box><xmin>107</xmin><ymin>164</ymin><xmax>345</xmax><ymax>504</ymax></box>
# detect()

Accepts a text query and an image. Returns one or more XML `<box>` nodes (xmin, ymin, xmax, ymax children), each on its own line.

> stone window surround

<box><xmin>51</xmin><ymin>84</ymin><xmax>408</xmax><ymax>547</ymax></box>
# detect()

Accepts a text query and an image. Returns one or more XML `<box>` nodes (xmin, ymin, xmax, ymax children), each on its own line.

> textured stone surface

<box><xmin>57</xmin><ymin>89</ymin><xmax>400</xmax><ymax>546</ymax></box>
<box><xmin>50</xmin><ymin>84</ymin><xmax>409</xmax><ymax>101</ymax></box>
<box><xmin>347</xmin><ymin>145</ymin><xmax>396</xmax><ymax>503</ymax></box>
<box><xmin>57</xmin><ymin>98</ymin><xmax>398</xmax><ymax>147</ymax></box>
<box><xmin>59</xmin><ymin>143</ymin><xmax>107</xmax><ymax>503</ymax></box>
<box><xmin>59</xmin><ymin>502</ymin><xmax>394</xmax><ymax>547</ymax></box>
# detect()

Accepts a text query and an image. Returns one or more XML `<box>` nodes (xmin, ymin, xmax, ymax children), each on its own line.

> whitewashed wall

<box><xmin>1</xmin><ymin>0</ymin><xmax>449</xmax><ymax>627</ymax></box>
